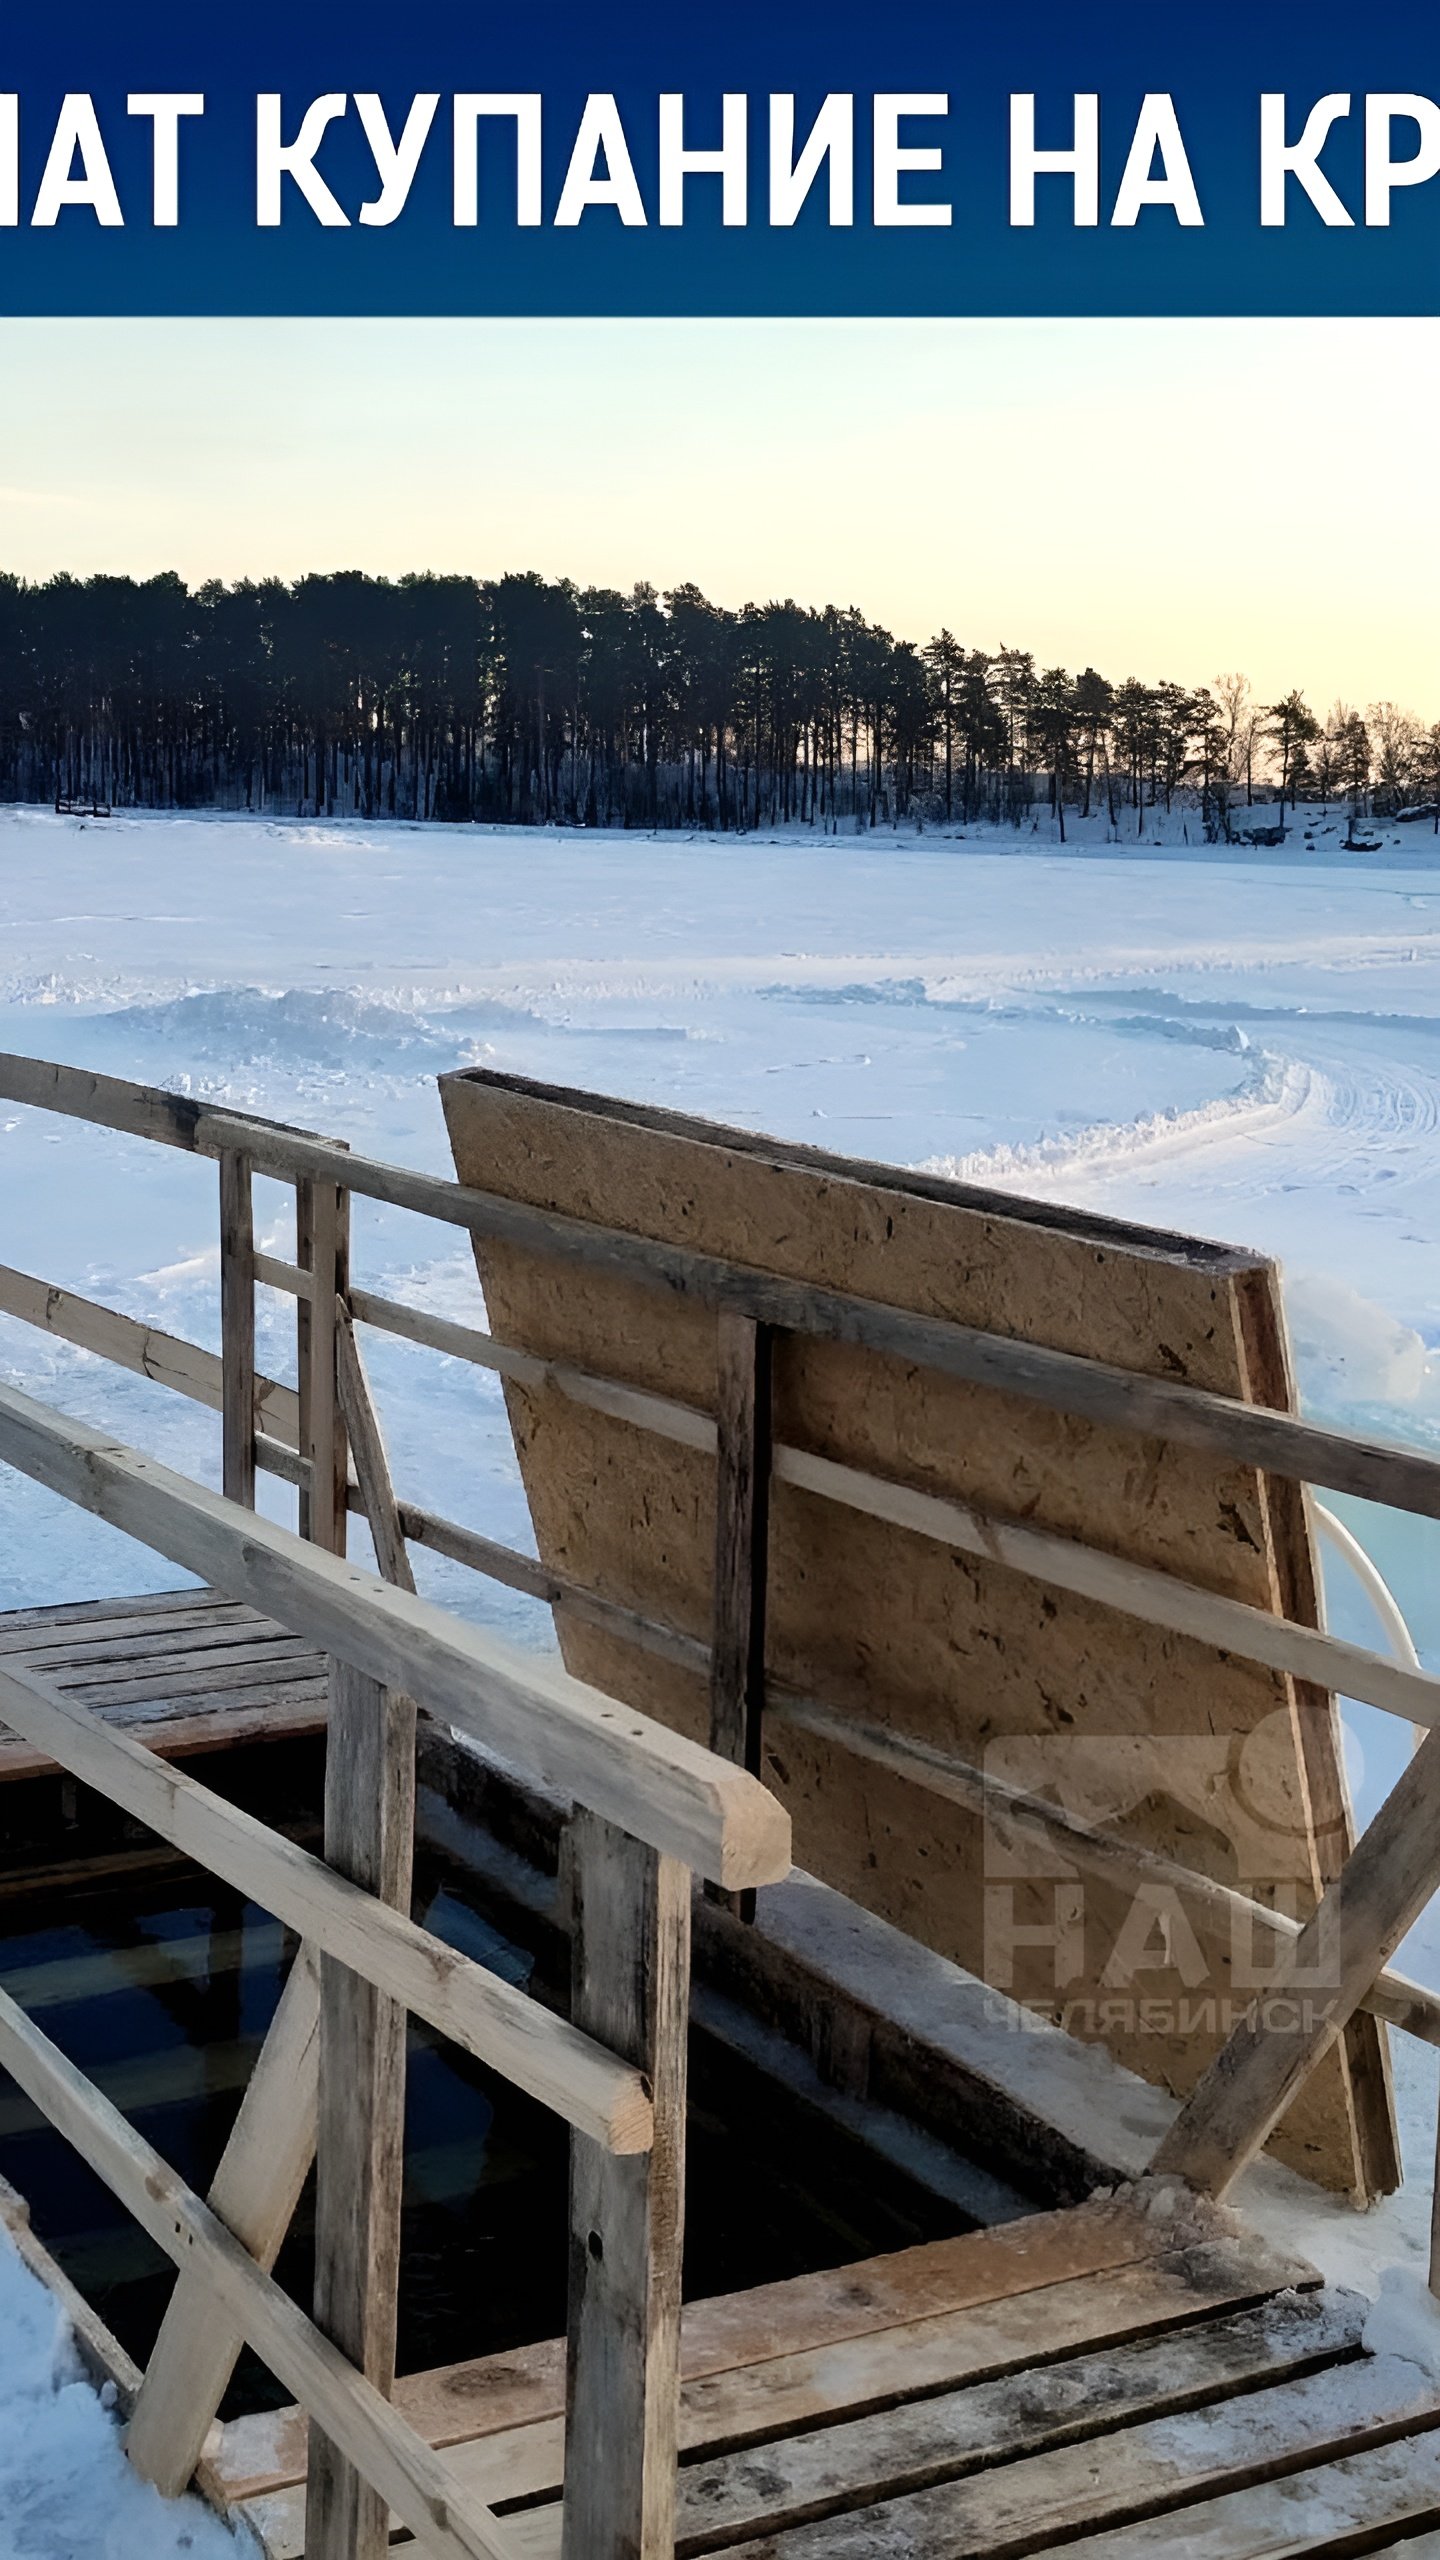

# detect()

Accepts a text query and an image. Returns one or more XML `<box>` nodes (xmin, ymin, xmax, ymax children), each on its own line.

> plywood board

<box><xmin>439</xmin><ymin>1070</ymin><xmax>1397</xmax><ymax>2198</ymax></box>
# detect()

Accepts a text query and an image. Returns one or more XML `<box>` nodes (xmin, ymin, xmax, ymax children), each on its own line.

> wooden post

<box><xmin>306</xmin><ymin>1657</ymin><xmax>416</xmax><ymax>2560</ymax></box>
<box><xmin>562</xmin><ymin>1811</ymin><xmax>689</xmax><ymax>2560</ymax></box>
<box><xmin>709</xmin><ymin>1311</ymin><xmax>772</xmax><ymax>1777</ymax></box>
<box><xmin>296</xmin><ymin>1176</ymin><xmax>350</xmax><ymax>1554</ymax></box>
<box><xmin>709</xmin><ymin>1313</ymin><xmax>772</xmax><ymax>1926</ymax></box>
<box><xmin>1430</xmin><ymin>2101</ymin><xmax>1440</xmax><ymax>2302</ymax></box>
<box><xmin>219</xmin><ymin>1149</ymin><xmax>256</xmax><ymax>1509</ymax></box>
<box><xmin>1155</xmin><ymin>1723</ymin><xmax>1440</xmax><ymax>2198</ymax></box>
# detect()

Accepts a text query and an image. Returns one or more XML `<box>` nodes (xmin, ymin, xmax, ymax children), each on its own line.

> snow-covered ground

<box><xmin>4</xmin><ymin>805</ymin><xmax>1437</xmax><ymax>1676</ymax></box>
<box><xmin>0</xmin><ymin>2225</ymin><xmax>236</xmax><ymax>2560</ymax></box>
<box><xmin>5</xmin><ymin>801</ymin><xmax>1440</xmax><ymax>2542</ymax></box>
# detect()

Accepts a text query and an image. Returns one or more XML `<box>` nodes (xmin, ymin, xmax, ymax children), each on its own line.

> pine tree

<box><xmin>1261</xmin><ymin>691</ymin><xmax>1320</xmax><ymax>818</ymax></box>
<box><xmin>1030</xmin><ymin>668</ymin><xmax>1078</xmax><ymax>841</ymax></box>
<box><xmin>922</xmin><ymin>629</ymin><xmax>965</xmax><ymax>822</ymax></box>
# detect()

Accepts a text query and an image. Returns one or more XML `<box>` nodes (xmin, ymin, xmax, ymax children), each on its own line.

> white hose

<box><xmin>1313</xmin><ymin>1499</ymin><xmax>1426</xmax><ymax>1747</ymax></box>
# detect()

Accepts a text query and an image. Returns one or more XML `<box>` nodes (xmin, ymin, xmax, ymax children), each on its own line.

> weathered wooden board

<box><xmin>0</xmin><ymin>1589</ymin><xmax>254</xmax><ymax>1645</ymax></box>
<box><xmin>479</xmin><ymin>2247</ymin><xmax>1340</xmax><ymax>2542</ymax></box>
<box><xmin>215</xmin><ymin>2211</ymin><xmax>1311</xmax><ymax>2549</ymax></box>
<box><xmin>1039</xmin><ymin>2437</ymin><xmax>1440</xmax><ymax>2560</ymax></box>
<box><xmin>562</xmin><ymin>1812</ymin><xmax>690</xmax><ymax>2560</ymax></box>
<box><xmin>663</xmin><ymin>2288</ymin><xmax>1364</xmax><ymax>2549</ymax></box>
<box><xmin>213</xmin><ymin>2193</ymin><xmax>1201</xmax><ymax>2501</ymax></box>
<box><xmin>307</xmin><ymin>1661</ymin><xmax>416</xmax><ymax>2560</ymax></box>
<box><xmin>247</xmin><ymin>2269</ymin><xmax>1351</xmax><ymax>2558</ymax></box>
<box><xmin>126</xmin><ymin>1945</ymin><xmax>322</xmax><ymax>2499</ymax></box>
<box><xmin>1157</xmin><ymin>1721</ymin><xmax>1440</xmax><ymax>2196</ymax></box>
<box><xmin>439</xmin><ymin>1071</ymin><xmax>1395</xmax><ymax>2198</ymax></box>
<box><xmin>652</xmin><ymin>2354</ymin><xmax>1440</xmax><ymax>2560</ymax></box>
<box><xmin>0</xmin><ymin>1588</ymin><xmax>330</xmax><ymax>1778</ymax></box>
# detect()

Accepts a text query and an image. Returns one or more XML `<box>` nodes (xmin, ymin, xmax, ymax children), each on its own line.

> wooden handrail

<box><xmin>0</xmin><ymin>1260</ymin><xmax>300</xmax><ymax>1443</ymax></box>
<box><xmin>6</xmin><ymin>1250</ymin><xmax>1438</xmax><ymax>1739</ymax></box>
<box><xmin>776</xmin><ymin>1443</ymin><xmax>1440</xmax><ymax>1731</ymax></box>
<box><xmin>7</xmin><ymin>1048</ymin><xmax>1440</xmax><ymax>1520</ymax></box>
<box><xmin>0</xmin><ymin>1652</ymin><xmax>651</xmax><ymax>2150</ymax></box>
<box><xmin>0</xmin><ymin>1380</ymin><xmax>790</xmax><ymax>1892</ymax></box>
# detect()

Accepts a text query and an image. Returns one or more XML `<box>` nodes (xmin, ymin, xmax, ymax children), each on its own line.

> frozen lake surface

<box><xmin>4</xmin><ymin>805</ymin><xmax>1440</xmax><ymax>1629</ymax></box>
<box><xmin>3</xmin><ymin>806</ymin><xmax>1437</xmax><ymax>1653</ymax></box>
<box><xmin>0</xmin><ymin>812</ymin><xmax>1438</xmax><ymax>1870</ymax></box>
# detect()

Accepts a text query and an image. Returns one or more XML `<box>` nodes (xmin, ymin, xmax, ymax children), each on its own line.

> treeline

<box><xmin>1</xmin><ymin>566</ymin><xmax>1435</xmax><ymax>836</ymax></box>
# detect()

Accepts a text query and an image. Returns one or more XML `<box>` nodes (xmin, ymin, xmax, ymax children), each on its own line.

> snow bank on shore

<box><xmin>0</xmin><ymin>2226</ymin><xmax>237</xmax><ymax>2560</ymax></box>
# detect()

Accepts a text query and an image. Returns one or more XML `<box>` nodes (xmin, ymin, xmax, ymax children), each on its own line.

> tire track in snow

<box><xmin>915</xmin><ymin>1050</ymin><xmax>1317</xmax><ymax>1191</ymax></box>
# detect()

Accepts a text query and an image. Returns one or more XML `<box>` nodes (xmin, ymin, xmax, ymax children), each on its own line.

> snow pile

<box><xmin>1362</xmin><ymin>2264</ymin><xmax>1440</xmax><ymax>2383</ymax></box>
<box><xmin>0</xmin><ymin>2226</ymin><xmax>238</xmax><ymax>2560</ymax></box>
<box><xmin>90</xmin><ymin>985</ymin><xmax>467</xmax><ymax>1077</ymax></box>
<box><xmin>1088</xmin><ymin>2171</ymin><xmax>1250</xmax><ymax>2252</ymax></box>
<box><xmin>1286</xmin><ymin>1270</ymin><xmax>1440</xmax><ymax>1415</ymax></box>
<box><xmin>913</xmin><ymin>1046</ymin><xmax>1308</xmax><ymax>1190</ymax></box>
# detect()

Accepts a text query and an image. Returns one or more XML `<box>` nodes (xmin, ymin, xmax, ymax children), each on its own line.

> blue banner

<box><xmin>1</xmin><ymin>0</ymin><xmax>1438</xmax><ymax>313</ymax></box>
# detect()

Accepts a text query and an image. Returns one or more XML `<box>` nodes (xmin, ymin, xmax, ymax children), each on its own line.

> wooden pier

<box><xmin>2</xmin><ymin>1053</ymin><xmax>1440</xmax><ymax>2560</ymax></box>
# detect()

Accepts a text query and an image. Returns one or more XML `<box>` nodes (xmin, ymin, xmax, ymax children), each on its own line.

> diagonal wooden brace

<box><xmin>1154</xmin><ymin>1722</ymin><xmax>1440</xmax><ymax>2198</ymax></box>
<box><xmin>125</xmin><ymin>1941</ymin><xmax>321</xmax><ymax>2498</ymax></box>
<box><xmin>335</xmin><ymin>1301</ymin><xmax>417</xmax><ymax>1596</ymax></box>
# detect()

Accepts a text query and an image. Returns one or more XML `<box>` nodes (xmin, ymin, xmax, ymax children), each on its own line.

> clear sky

<box><xmin>1</xmin><ymin>315</ymin><xmax>1435</xmax><ymax>716</ymax></box>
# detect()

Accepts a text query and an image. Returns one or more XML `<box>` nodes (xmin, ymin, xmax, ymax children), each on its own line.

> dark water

<box><xmin>0</xmin><ymin>1766</ymin><xmax>966</xmax><ymax>2415</ymax></box>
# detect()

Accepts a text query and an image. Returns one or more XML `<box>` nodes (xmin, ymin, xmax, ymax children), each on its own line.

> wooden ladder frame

<box><xmin>0</xmin><ymin>1370</ymin><xmax>789</xmax><ymax>2560</ymax></box>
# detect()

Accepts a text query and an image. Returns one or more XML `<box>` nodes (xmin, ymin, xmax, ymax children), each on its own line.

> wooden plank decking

<box><xmin>0</xmin><ymin>1587</ymin><xmax>329</xmax><ymax>1779</ymax></box>
<box><xmin>211</xmin><ymin>2190</ymin><xmax>1440</xmax><ymax>2560</ymax></box>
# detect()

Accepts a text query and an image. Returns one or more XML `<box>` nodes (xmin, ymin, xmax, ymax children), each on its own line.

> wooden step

<box><xmin>223</xmin><ymin>2196</ymin><xmax>1317</xmax><ymax>2557</ymax></box>
<box><xmin>659</xmin><ymin>2351</ymin><xmax>1440</xmax><ymax>2560</ymax></box>
<box><xmin>665</xmin><ymin>2289</ymin><xmax>1367</xmax><ymax>2551</ymax></box>
<box><xmin>0</xmin><ymin>1589</ymin><xmax>243</xmax><ymax>1641</ymax></box>
<box><xmin>215</xmin><ymin>2193</ymin><xmax>1251</xmax><ymax>2502</ymax></box>
<box><xmin>1028</xmin><ymin>2427</ymin><xmax>1440</xmax><ymax>2559</ymax></box>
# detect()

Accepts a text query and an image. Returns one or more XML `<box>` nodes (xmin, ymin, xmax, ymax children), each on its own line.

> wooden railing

<box><xmin>0</xmin><ymin>1381</ymin><xmax>789</xmax><ymax>2558</ymax></box>
<box><xmin>0</xmin><ymin>1065</ymin><xmax>804</xmax><ymax>2559</ymax></box>
<box><xmin>2</xmin><ymin>1045</ymin><xmax>1440</xmax><ymax>2551</ymax></box>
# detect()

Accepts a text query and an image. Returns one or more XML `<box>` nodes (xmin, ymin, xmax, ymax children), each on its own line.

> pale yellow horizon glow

<box><xmin>0</xmin><ymin>315</ymin><xmax>1436</xmax><ymax>717</ymax></box>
